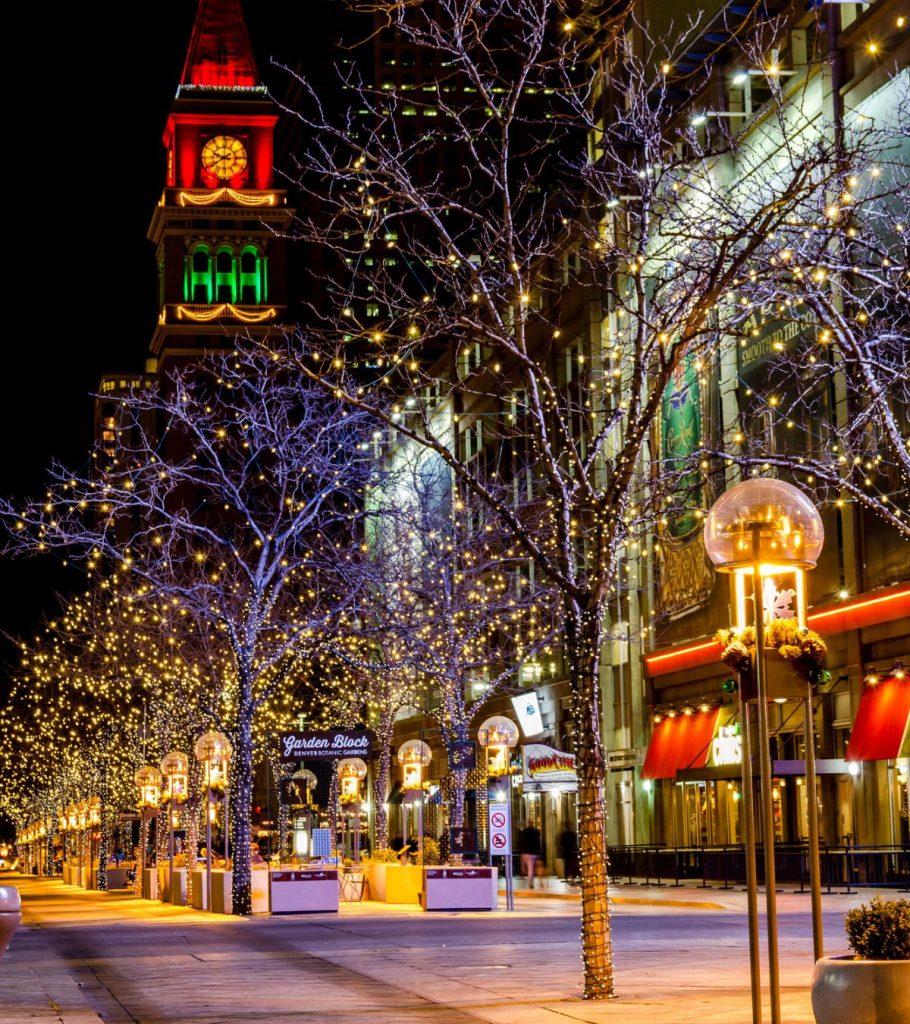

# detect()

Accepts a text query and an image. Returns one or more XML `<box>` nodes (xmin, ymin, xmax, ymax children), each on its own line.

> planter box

<box><xmin>88</xmin><ymin>865</ymin><xmax>131</xmax><ymax>890</ymax></box>
<box><xmin>158</xmin><ymin>866</ymin><xmax>188</xmax><ymax>905</ymax></box>
<box><xmin>383</xmin><ymin>864</ymin><xmax>424</xmax><ymax>905</ymax></box>
<box><xmin>251</xmin><ymin>868</ymin><xmax>271</xmax><ymax>913</ymax></box>
<box><xmin>270</xmin><ymin>869</ymin><xmax>339</xmax><ymax>914</ymax></box>
<box><xmin>190</xmin><ymin>868</ymin><xmax>232</xmax><ymax>912</ymax></box>
<box><xmin>811</xmin><ymin>955</ymin><xmax>910</xmax><ymax>1024</ymax></box>
<box><xmin>423</xmin><ymin>867</ymin><xmax>497</xmax><ymax>911</ymax></box>
<box><xmin>142</xmin><ymin>867</ymin><xmax>158</xmax><ymax>901</ymax></box>
<box><xmin>210</xmin><ymin>870</ymin><xmax>232</xmax><ymax>914</ymax></box>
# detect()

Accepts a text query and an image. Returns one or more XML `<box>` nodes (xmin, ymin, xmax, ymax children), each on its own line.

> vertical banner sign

<box><xmin>658</xmin><ymin>351</ymin><xmax>712</xmax><ymax>614</ymax></box>
<box><xmin>488</xmin><ymin>803</ymin><xmax>511</xmax><ymax>854</ymax></box>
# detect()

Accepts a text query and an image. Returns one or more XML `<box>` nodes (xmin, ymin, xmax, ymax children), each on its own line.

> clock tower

<box><xmin>147</xmin><ymin>0</ymin><xmax>292</xmax><ymax>371</ymax></box>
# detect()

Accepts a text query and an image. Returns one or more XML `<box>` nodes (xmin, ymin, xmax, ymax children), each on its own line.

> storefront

<box><xmin>520</xmin><ymin>743</ymin><xmax>577</xmax><ymax>878</ymax></box>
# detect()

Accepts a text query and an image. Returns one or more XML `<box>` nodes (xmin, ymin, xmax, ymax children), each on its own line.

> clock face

<box><xmin>201</xmin><ymin>135</ymin><xmax>248</xmax><ymax>180</ymax></box>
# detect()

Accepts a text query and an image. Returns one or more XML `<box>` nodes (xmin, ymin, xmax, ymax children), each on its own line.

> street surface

<box><xmin>0</xmin><ymin>872</ymin><xmax>868</xmax><ymax>1024</ymax></box>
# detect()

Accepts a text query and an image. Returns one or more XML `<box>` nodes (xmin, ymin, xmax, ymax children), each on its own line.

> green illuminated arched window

<box><xmin>215</xmin><ymin>248</ymin><xmax>234</xmax><ymax>303</ymax></box>
<box><xmin>239</xmin><ymin>246</ymin><xmax>263</xmax><ymax>304</ymax></box>
<box><xmin>188</xmin><ymin>246</ymin><xmax>212</xmax><ymax>303</ymax></box>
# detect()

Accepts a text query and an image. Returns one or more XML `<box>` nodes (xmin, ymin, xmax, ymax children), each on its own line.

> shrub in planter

<box><xmin>365</xmin><ymin>848</ymin><xmax>398</xmax><ymax>864</ymax></box>
<box><xmin>811</xmin><ymin>897</ymin><xmax>910</xmax><ymax>1024</ymax></box>
<box><xmin>844</xmin><ymin>897</ymin><xmax>910</xmax><ymax>961</ymax></box>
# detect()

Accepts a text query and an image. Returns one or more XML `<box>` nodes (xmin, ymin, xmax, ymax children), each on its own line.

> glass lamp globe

<box><xmin>292</xmin><ymin>768</ymin><xmax>318</xmax><ymax>788</ymax></box>
<box><xmin>194</xmin><ymin>730</ymin><xmax>233</xmax><ymax>764</ymax></box>
<box><xmin>397</xmin><ymin>739</ymin><xmax>432</xmax><ymax>766</ymax></box>
<box><xmin>704</xmin><ymin>478</ymin><xmax>823</xmax><ymax>571</ymax></box>
<box><xmin>477</xmin><ymin>715</ymin><xmax>520</xmax><ymax>750</ymax></box>
<box><xmin>160</xmin><ymin>750</ymin><xmax>189</xmax><ymax>801</ymax></box>
<box><xmin>338</xmin><ymin>757</ymin><xmax>368</xmax><ymax>779</ymax></box>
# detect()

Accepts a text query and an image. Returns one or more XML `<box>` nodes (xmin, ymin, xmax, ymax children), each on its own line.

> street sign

<box><xmin>488</xmin><ymin>801</ymin><xmax>511</xmax><ymax>854</ymax></box>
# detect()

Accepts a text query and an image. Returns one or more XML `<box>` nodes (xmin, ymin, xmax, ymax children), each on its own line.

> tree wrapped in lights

<box><xmin>1</xmin><ymin>348</ymin><xmax>379</xmax><ymax>915</ymax></box>
<box><xmin>368</xmin><ymin>458</ymin><xmax>557</xmax><ymax>831</ymax></box>
<box><xmin>282</xmin><ymin>1</ymin><xmax>908</xmax><ymax>996</ymax></box>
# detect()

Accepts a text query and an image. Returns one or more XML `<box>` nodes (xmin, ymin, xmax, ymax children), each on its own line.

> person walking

<box><xmin>559</xmin><ymin>827</ymin><xmax>579</xmax><ymax>883</ymax></box>
<box><xmin>518</xmin><ymin>822</ymin><xmax>542</xmax><ymax>888</ymax></box>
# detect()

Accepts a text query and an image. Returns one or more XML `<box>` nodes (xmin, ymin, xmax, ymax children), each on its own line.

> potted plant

<box><xmin>811</xmin><ymin>896</ymin><xmax>910</xmax><ymax>1024</ymax></box>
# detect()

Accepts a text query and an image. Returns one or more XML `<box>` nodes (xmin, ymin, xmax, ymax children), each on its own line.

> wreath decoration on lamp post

<box><xmin>715</xmin><ymin>618</ymin><xmax>828</xmax><ymax>680</ymax></box>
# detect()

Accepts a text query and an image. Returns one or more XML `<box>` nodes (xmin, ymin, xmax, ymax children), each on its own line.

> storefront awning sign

<box><xmin>845</xmin><ymin>677</ymin><xmax>910</xmax><ymax>762</ymax></box>
<box><xmin>522</xmin><ymin>743</ymin><xmax>577</xmax><ymax>790</ymax></box>
<box><xmin>641</xmin><ymin>707</ymin><xmax>720</xmax><ymax>780</ymax></box>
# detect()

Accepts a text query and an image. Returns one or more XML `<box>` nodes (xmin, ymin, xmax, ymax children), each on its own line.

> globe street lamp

<box><xmin>477</xmin><ymin>715</ymin><xmax>519</xmax><ymax>910</ymax></box>
<box><xmin>397</xmin><ymin>740</ymin><xmax>432</xmax><ymax>861</ymax></box>
<box><xmin>134</xmin><ymin>766</ymin><xmax>162</xmax><ymax>898</ymax></box>
<box><xmin>160</xmin><ymin>750</ymin><xmax>188</xmax><ymax>904</ymax></box>
<box><xmin>194</xmin><ymin>731</ymin><xmax>232</xmax><ymax>912</ymax></box>
<box><xmin>705</xmin><ymin>478</ymin><xmax>824</xmax><ymax>1024</ymax></box>
<box><xmin>288</xmin><ymin>768</ymin><xmax>318</xmax><ymax>860</ymax></box>
<box><xmin>338</xmin><ymin>758</ymin><xmax>368</xmax><ymax>863</ymax></box>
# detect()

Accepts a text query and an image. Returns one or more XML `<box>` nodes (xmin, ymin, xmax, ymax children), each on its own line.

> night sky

<box><xmin>0</xmin><ymin>1</ymin><xmax>359</xmax><ymax>697</ymax></box>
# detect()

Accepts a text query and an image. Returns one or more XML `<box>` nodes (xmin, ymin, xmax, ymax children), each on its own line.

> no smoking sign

<box><xmin>488</xmin><ymin>801</ymin><xmax>511</xmax><ymax>855</ymax></box>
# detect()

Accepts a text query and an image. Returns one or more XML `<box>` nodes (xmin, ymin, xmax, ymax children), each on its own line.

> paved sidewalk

<box><xmin>1</xmin><ymin>871</ymin><xmax>877</xmax><ymax>1024</ymax></box>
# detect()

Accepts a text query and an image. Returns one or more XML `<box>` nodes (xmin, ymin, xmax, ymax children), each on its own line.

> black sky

<box><xmin>0</xmin><ymin>1</ymin><xmax>360</xmax><ymax>694</ymax></box>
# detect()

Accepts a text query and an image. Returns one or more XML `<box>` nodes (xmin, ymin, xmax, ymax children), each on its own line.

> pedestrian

<box><xmin>559</xmin><ymin>827</ymin><xmax>579</xmax><ymax>883</ymax></box>
<box><xmin>518</xmin><ymin>822</ymin><xmax>542</xmax><ymax>888</ymax></box>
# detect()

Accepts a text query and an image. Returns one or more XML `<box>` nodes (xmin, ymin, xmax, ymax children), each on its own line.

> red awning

<box><xmin>845</xmin><ymin>677</ymin><xmax>910</xmax><ymax>762</ymax></box>
<box><xmin>641</xmin><ymin>708</ymin><xmax>720</xmax><ymax>780</ymax></box>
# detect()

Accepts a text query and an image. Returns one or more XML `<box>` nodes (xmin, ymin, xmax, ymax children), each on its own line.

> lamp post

<box><xmin>397</xmin><ymin>740</ymin><xmax>432</xmax><ymax>861</ymax></box>
<box><xmin>289</xmin><ymin>768</ymin><xmax>318</xmax><ymax>860</ymax></box>
<box><xmin>478</xmin><ymin>715</ymin><xmax>519</xmax><ymax>910</ymax></box>
<box><xmin>705</xmin><ymin>477</ymin><xmax>825</xmax><ymax>1024</ymax></box>
<box><xmin>134</xmin><ymin>766</ymin><xmax>162</xmax><ymax>898</ymax></box>
<box><xmin>160</xmin><ymin>751</ymin><xmax>188</xmax><ymax>904</ymax></box>
<box><xmin>338</xmin><ymin>758</ymin><xmax>368</xmax><ymax>863</ymax></box>
<box><xmin>194</xmin><ymin>731</ymin><xmax>232</xmax><ymax>913</ymax></box>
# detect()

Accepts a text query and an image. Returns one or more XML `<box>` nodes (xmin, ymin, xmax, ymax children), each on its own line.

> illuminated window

<box><xmin>189</xmin><ymin>246</ymin><xmax>212</xmax><ymax>303</ymax></box>
<box><xmin>185</xmin><ymin>244</ymin><xmax>267</xmax><ymax>305</ymax></box>
<box><xmin>215</xmin><ymin>248</ymin><xmax>234</xmax><ymax>302</ymax></box>
<box><xmin>239</xmin><ymin>246</ymin><xmax>262</xmax><ymax>304</ymax></box>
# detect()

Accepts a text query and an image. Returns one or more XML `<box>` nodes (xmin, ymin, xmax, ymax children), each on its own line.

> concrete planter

<box><xmin>811</xmin><ymin>955</ymin><xmax>910</xmax><ymax>1024</ymax></box>
<box><xmin>0</xmin><ymin>886</ymin><xmax>21</xmax><ymax>958</ymax></box>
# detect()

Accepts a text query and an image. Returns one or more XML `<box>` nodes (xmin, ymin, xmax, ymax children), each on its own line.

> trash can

<box><xmin>0</xmin><ymin>886</ymin><xmax>22</xmax><ymax>958</ymax></box>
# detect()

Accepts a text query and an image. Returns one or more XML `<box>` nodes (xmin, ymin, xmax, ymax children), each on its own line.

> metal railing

<box><xmin>608</xmin><ymin>842</ymin><xmax>910</xmax><ymax>890</ymax></box>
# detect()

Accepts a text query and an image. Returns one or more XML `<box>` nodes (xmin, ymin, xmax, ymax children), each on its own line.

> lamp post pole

<box><xmin>805</xmin><ymin>686</ymin><xmax>824</xmax><ymax>959</ymax></box>
<box><xmin>738</xmin><ymin>690</ymin><xmax>762</xmax><ymax>1024</ymax></box>
<box><xmin>751</xmin><ymin>547</ymin><xmax>781</xmax><ymax>1024</ymax></box>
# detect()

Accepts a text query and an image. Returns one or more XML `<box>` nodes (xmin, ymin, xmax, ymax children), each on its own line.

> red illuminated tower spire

<box><xmin>181</xmin><ymin>0</ymin><xmax>260</xmax><ymax>88</ymax></box>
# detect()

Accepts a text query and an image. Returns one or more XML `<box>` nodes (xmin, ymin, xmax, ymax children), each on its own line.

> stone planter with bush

<box><xmin>811</xmin><ymin>896</ymin><xmax>910</xmax><ymax>1024</ymax></box>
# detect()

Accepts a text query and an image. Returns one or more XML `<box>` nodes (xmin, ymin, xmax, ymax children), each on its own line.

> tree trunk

<box><xmin>328</xmin><ymin>763</ymin><xmax>339</xmax><ymax>854</ymax></box>
<box><xmin>230</xmin><ymin>703</ymin><xmax>254</xmax><ymax>915</ymax></box>
<box><xmin>186</xmin><ymin>756</ymin><xmax>201</xmax><ymax>869</ymax></box>
<box><xmin>567</xmin><ymin>606</ymin><xmax>614</xmax><ymax>999</ymax></box>
<box><xmin>97</xmin><ymin>764</ymin><xmax>109</xmax><ymax>891</ymax></box>
<box><xmin>373</xmin><ymin>710</ymin><xmax>393</xmax><ymax>850</ymax></box>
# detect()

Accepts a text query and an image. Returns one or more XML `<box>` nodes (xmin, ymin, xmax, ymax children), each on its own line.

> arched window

<box><xmin>215</xmin><ymin>247</ymin><xmax>235</xmax><ymax>303</ymax></box>
<box><xmin>188</xmin><ymin>246</ymin><xmax>211</xmax><ymax>303</ymax></box>
<box><xmin>239</xmin><ymin>246</ymin><xmax>263</xmax><ymax>304</ymax></box>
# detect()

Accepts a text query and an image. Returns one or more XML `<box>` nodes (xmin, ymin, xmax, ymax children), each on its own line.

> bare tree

<box><xmin>1</xmin><ymin>347</ymin><xmax>378</xmax><ymax>914</ymax></box>
<box><xmin>278</xmin><ymin>1</ymin><xmax>908</xmax><ymax>995</ymax></box>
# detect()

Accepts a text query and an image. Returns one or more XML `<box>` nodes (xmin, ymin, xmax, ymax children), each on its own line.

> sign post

<box><xmin>488</xmin><ymin>801</ymin><xmax>513</xmax><ymax>910</ymax></box>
